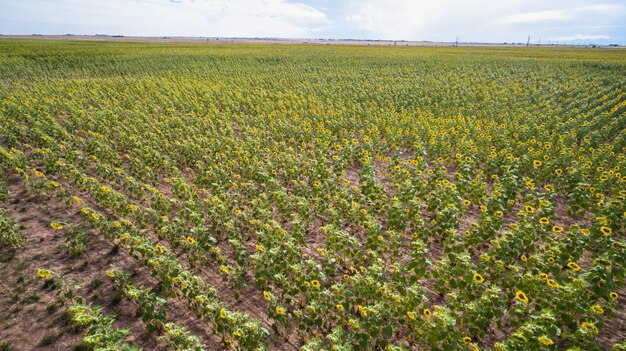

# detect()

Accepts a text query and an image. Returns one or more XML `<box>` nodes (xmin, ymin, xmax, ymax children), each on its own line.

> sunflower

<box><xmin>463</xmin><ymin>337</ymin><xmax>472</xmax><ymax>344</ymax></box>
<box><xmin>186</xmin><ymin>236</ymin><xmax>195</xmax><ymax>245</ymax></box>
<box><xmin>515</xmin><ymin>290</ymin><xmax>529</xmax><ymax>303</ymax></box>
<box><xmin>311</xmin><ymin>280</ymin><xmax>320</xmax><ymax>288</ymax></box>
<box><xmin>551</xmin><ymin>226</ymin><xmax>563</xmax><ymax>233</ymax></box>
<box><xmin>473</xmin><ymin>273</ymin><xmax>485</xmax><ymax>283</ymax></box>
<box><xmin>50</xmin><ymin>222</ymin><xmax>64</xmax><ymax>230</ymax></box>
<box><xmin>547</xmin><ymin>279</ymin><xmax>560</xmax><ymax>288</ymax></box>
<box><xmin>336</xmin><ymin>304</ymin><xmax>344</xmax><ymax>312</ymax></box>
<box><xmin>555</xmin><ymin>169</ymin><xmax>563</xmax><ymax>175</ymax></box>
<box><xmin>463</xmin><ymin>199</ymin><xmax>471</xmax><ymax>206</ymax></box>
<box><xmin>155</xmin><ymin>244</ymin><xmax>164</xmax><ymax>254</ymax></box>
<box><xmin>600</xmin><ymin>226</ymin><xmax>612</xmax><ymax>235</ymax></box>
<box><xmin>539</xmin><ymin>273</ymin><xmax>548</xmax><ymax>280</ymax></box>
<box><xmin>581</xmin><ymin>322</ymin><xmax>598</xmax><ymax>334</ymax></box>
<box><xmin>357</xmin><ymin>305</ymin><xmax>367</xmax><ymax>317</ymax></box>
<box><xmin>567</xmin><ymin>262</ymin><xmax>581</xmax><ymax>271</ymax></box>
<box><xmin>591</xmin><ymin>305</ymin><xmax>604</xmax><ymax>315</ymax></box>
<box><xmin>275</xmin><ymin>306</ymin><xmax>285</xmax><ymax>315</ymax></box>
<box><xmin>263</xmin><ymin>291</ymin><xmax>271</xmax><ymax>301</ymax></box>
<box><xmin>539</xmin><ymin>217</ymin><xmax>550</xmax><ymax>225</ymax></box>
<box><xmin>105</xmin><ymin>269</ymin><xmax>116</xmax><ymax>278</ymax></box>
<box><xmin>37</xmin><ymin>268</ymin><xmax>51</xmax><ymax>279</ymax></box>
<box><xmin>610</xmin><ymin>291</ymin><xmax>619</xmax><ymax>300</ymax></box>
<box><xmin>524</xmin><ymin>205</ymin><xmax>534</xmax><ymax>214</ymax></box>
<box><xmin>423</xmin><ymin>308</ymin><xmax>431</xmax><ymax>318</ymax></box>
<box><xmin>533</xmin><ymin>160</ymin><xmax>542</xmax><ymax>167</ymax></box>
<box><xmin>406</xmin><ymin>311</ymin><xmax>415</xmax><ymax>320</ymax></box>
<box><xmin>537</xmin><ymin>336</ymin><xmax>554</xmax><ymax>345</ymax></box>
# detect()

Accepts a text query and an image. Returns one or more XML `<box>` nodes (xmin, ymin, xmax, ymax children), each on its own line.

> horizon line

<box><xmin>0</xmin><ymin>34</ymin><xmax>622</xmax><ymax>47</ymax></box>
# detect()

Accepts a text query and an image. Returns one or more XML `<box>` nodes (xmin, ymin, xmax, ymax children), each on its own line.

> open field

<box><xmin>2</xmin><ymin>35</ymin><xmax>623</xmax><ymax>48</ymax></box>
<box><xmin>0</xmin><ymin>40</ymin><xmax>625</xmax><ymax>350</ymax></box>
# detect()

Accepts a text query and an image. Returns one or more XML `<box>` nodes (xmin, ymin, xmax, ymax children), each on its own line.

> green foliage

<box><xmin>2</xmin><ymin>40</ymin><xmax>625</xmax><ymax>350</ymax></box>
<box><xmin>0</xmin><ymin>209</ymin><xmax>25</xmax><ymax>248</ymax></box>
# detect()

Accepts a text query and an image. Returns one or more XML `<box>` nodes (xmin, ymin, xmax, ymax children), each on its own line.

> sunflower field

<box><xmin>0</xmin><ymin>39</ymin><xmax>624</xmax><ymax>351</ymax></box>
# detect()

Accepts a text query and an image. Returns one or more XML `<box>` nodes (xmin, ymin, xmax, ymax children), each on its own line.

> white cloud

<box><xmin>1</xmin><ymin>0</ymin><xmax>625</xmax><ymax>43</ymax></box>
<box><xmin>495</xmin><ymin>4</ymin><xmax>622</xmax><ymax>24</ymax></box>
<box><xmin>549</xmin><ymin>34</ymin><xmax>611</xmax><ymax>41</ymax></box>
<box><xmin>342</xmin><ymin>0</ymin><xmax>625</xmax><ymax>42</ymax></box>
<box><xmin>495</xmin><ymin>9</ymin><xmax>575</xmax><ymax>24</ymax></box>
<box><xmin>344</xmin><ymin>0</ymin><xmax>525</xmax><ymax>41</ymax></box>
<box><xmin>0</xmin><ymin>0</ymin><xmax>331</xmax><ymax>38</ymax></box>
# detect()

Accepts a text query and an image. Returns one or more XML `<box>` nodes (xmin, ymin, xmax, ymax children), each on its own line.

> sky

<box><xmin>1</xmin><ymin>0</ymin><xmax>625</xmax><ymax>44</ymax></box>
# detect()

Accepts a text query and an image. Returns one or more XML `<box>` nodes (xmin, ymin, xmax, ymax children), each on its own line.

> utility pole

<box><xmin>455</xmin><ymin>35</ymin><xmax>458</xmax><ymax>47</ymax></box>
<box><xmin>538</xmin><ymin>38</ymin><xmax>541</xmax><ymax>46</ymax></box>
<box><xmin>526</xmin><ymin>35</ymin><xmax>530</xmax><ymax>47</ymax></box>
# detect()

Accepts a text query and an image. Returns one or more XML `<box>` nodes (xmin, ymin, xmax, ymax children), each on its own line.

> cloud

<box><xmin>1</xmin><ymin>0</ymin><xmax>625</xmax><ymax>43</ymax></box>
<box><xmin>549</xmin><ymin>34</ymin><xmax>611</xmax><ymax>41</ymax></box>
<box><xmin>343</xmin><ymin>0</ymin><xmax>532</xmax><ymax>41</ymax></box>
<box><xmin>342</xmin><ymin>0</ymin><xmax>626</xmax><ymax>43</ymax></box>
<box><xmin>495</xmin><ymin>9</ymin><xmax>575</xmax><ymax>24</ymax></box>
<box><xmin>0</xmin><ymin>0</ymin><xmax>331</xmax><ymax>38</ymax></box>
<box><xmin>495</xmin><ymin>4</ymin><xmax>623</xmax><ymax>24</ymax></box>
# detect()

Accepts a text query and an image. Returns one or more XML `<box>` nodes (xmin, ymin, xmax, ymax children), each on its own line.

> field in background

<box><xmin>7</xmin><ymin>35</ymin><xmax>621</xmax><ymax>47</ymax></box>
<box><xmin>0</xmin><ymin>40</ymin><xmax>625</xmax><ymax>350</ymax></box>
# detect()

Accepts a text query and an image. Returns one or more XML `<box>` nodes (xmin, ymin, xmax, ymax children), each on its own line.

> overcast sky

<box><xmin>1</xmin><ymin>0</ymin><xmax>625</xmax><ymax>44</ymax></box>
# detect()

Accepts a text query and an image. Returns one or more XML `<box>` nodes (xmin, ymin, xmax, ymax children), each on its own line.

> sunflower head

<box><xmin>423</xmin><ymin>308</ymin><xmax>431</xmax><ymax>318</ymax></box>
<box><xmin>547</xmin><ymin>279</ymin><xmax>560</xmax><ymax>288</ymax></box>
<box><xmin>473</xmin><ymin>273</ymin><xmax>485</xmax><ymax>284</ymax></box>
<box><xmin>537</xmin><ymin>336</ymin><xmax>554</xmax><ymax>345</ymax></box>
<box><xmin>591</xmin><ymin>305</ymin><xmax>604</xmax><ymax>315</ymax></box>
<box><xmin>515</xmin><ymin>290</ymin><xmax>529</xmax><ymax>303</ymax></box>
<box><xmin>567</xmin><ymin>262</ymin><xmax>581</xmax><ymax>271</ymax></box>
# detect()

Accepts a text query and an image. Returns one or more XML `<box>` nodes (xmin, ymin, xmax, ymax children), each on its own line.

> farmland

<box><xmin>0</xmin><ymin>39</ymin><xmax>624</xmax><ymax>350</ymax></box>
